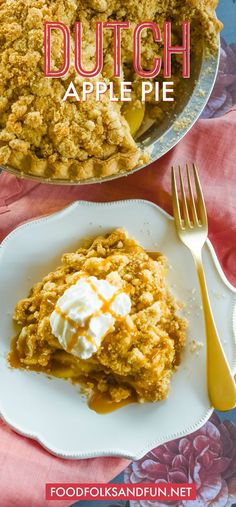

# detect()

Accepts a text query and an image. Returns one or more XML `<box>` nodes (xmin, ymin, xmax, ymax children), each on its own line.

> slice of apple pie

<box><xmin>9</xmin><ymin>229</ymin><xmax>186</xmax><ymax>413</ymax></box>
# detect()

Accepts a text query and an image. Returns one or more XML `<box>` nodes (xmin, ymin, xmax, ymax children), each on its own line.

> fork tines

<box><xmin>171</xmin><ymin>163</ymin><xmax>208</xmax><ymax>230</ymax></box>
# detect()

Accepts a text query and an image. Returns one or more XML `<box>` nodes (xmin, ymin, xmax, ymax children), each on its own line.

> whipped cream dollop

<box><xmin>50</xmin><ymin>276</ymin><xmax>131</xmax><ymax>360</ymax></box>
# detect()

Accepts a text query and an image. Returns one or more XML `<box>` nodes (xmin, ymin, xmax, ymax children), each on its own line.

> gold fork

<box><xmin>172</xmin><ymin>163</ymin><xmax>236</xmax><ymax>411</ymax></box>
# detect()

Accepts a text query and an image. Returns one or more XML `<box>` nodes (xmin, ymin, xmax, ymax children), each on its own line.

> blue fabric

<box><xmin>217</xmin><ymin>1</ymin><xmax>236</xmax><ymax>43</ymax></box>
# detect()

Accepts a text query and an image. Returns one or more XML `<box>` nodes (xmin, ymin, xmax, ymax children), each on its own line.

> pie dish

<box><xmin>0</xmin><ymin>0</ymin><xmax>221</xmax><ymax>182</ymax></box>
<box><xmin>9</xmin><ymin>229</ymin><xmax>187</xmax><ymax>413</ymax></box>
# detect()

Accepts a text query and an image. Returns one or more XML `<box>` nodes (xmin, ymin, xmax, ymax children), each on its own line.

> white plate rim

<box><xmin>0</xmin><ymin>198</ymin><xmax>235</xmax><ymax>461</ymax></box>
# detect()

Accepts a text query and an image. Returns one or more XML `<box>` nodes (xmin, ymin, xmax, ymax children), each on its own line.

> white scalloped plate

<box><xmin>0</xmin><ymin>200</ymin><xmax>235</xmax><ymax>460</ymax></box>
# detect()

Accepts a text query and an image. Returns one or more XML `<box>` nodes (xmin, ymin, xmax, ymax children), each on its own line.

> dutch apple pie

<box><xmin>0</xmin><ymin>0</ymin><xmax>221</xmax><ymax>181</ymax></box>
<box><xmin>9</xmin><ymin>229</ymin><xmax>187</xmax><ymax>412</ymax></box>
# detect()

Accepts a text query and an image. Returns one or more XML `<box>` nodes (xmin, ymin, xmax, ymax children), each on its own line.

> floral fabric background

<box><xmin>125</xmin><ymin>413</ymin><xmax>236</xmax><ymax>507</ymax></box>
<box><xmin>72</xmin><ymin>5</ymin><xmax>236</xmax><ymax>507</ymax></box>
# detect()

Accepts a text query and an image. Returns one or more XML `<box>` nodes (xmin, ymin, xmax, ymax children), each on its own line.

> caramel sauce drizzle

<box><xmin>54</xmin><ymin>306</ymin><xmax>96</xmax><ymax>353</ymax></box>
<box><xmin>55</xmin><ymin>277</ymin><xmax>129</xmax><ymax>354</ymax></box>
<box><xmin>8</xmin><ymin>338</ymin><xmax>135</xmax><ymax>415</ymax></box>
<box><xmin>87</xmin><ymin>278</ymin><xmax>127</xmax><ymax>320</ymax></box>
<box><xmin>89</xmin><ymin>390</ymin><xmax>136</xmax><ymax>414</ymax></box>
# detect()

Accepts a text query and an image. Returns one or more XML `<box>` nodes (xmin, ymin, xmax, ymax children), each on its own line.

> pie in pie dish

<box><xmin>0</xmin><ymin>0</ymin><xmax>221</xmax><ymax>182</ymax></box>
<box><xmin>9</xmin><ymin>229</ymin><xmax>187</xmax><ymax>413</ymax></box>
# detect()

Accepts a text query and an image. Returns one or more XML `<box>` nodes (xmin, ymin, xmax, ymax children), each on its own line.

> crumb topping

<box><xmin>10</xmin><ymin>229</ymin><xmax>187</xmax><ymax>404</ymax></box>
<box><xmin>0</xmin><ymin>0</ymin><xmax>221</xmax><ymax>180</ymax></box>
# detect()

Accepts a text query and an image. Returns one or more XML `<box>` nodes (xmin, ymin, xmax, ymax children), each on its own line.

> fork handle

<box><xmin>194</xmin><ymin>254</ymin><xmax>236</xmax><ymax>411</ymax></box>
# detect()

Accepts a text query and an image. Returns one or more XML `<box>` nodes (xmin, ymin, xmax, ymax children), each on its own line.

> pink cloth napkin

<box><xmin>0</xmin><ymin>108</ymin><xmax>236</xmax><ymax>507</ymax></box>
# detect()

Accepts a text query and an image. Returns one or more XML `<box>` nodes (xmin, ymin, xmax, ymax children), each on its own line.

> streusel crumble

<box><xmin>0</xmin><ymin>0</ymin><xmax>221</xmax><ymax>181</ymax></box>
<box><xmin>9</xmin><ymin>229</ymin><xmax>187</xmax><ymax>412</ymax></box>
